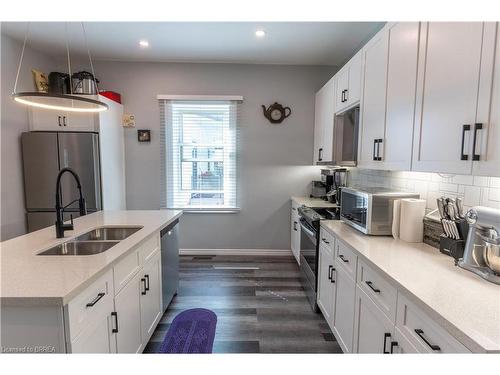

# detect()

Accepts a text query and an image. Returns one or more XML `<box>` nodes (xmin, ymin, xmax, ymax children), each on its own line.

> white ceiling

<box><xmin>1</xmin><ymin>22</ymin><xmax>384</xmax><ymax>66</ymax></box>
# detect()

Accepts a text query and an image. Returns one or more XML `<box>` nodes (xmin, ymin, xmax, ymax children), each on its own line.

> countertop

<box><xmin>320</xmin><ymin>220</ymin><xmax>500</xmax><ymax>353</ymax></box>
<box><xmin>291</xmin><ymin>196</ymin><xmax>338</xmax><ymax>208</ymax></box>
<box><xmin>0</xmin><ymin>210</ymin><xmax>182</xmax><ymax>307</ymax></box>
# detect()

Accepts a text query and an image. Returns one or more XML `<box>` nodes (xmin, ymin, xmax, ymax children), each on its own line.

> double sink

<box><xmin>38</xmin><ymin>226</ymin><xmax>143</xmax><ymax>256</ymax></box>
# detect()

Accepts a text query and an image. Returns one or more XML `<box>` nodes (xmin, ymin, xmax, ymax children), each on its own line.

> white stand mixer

<box><xmin>459</xmin><ymin>206</ymin><xmax>500</xmax><ymax>284</ymax></box>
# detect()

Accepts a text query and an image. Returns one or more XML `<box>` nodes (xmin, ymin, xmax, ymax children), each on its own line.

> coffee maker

<box><xmin>310</xmin><ymin>168</ymin><xmax>347</xmax><ymax>204</ymax></box>
<box><xmin>458</xmin><ymin>206</ymin><xmax>500</xmax><ymax>284</ymax></box>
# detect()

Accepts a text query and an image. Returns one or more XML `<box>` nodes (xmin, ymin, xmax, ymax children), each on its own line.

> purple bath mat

<box><xmin>159</xmin><ymin>308</ymin><xmax>217</xmax><ymax>354</ymax></box>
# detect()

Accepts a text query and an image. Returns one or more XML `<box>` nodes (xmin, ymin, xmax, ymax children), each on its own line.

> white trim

<box><xmin>179</xmin><ymin>248</ymin><xmax>293</xmax><ymax>256</ymax></box>
<box><xmin>157</xmin><ymin>95</ymin><xmax>243</xmax><ymax>101</ymax></box>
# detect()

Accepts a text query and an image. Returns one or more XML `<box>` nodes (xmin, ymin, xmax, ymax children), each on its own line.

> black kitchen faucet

<box><xmin>55</xmin><ymin>167</ymin><xmax>87</xmax><ymax>238</ymax></box>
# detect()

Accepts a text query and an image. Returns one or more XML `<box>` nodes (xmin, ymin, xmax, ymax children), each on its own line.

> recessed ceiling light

<box><xmin>255</xmin><ymin>30</ymin><xmax>265</xmax><ymax>38</ymax></box>
<box><xmin>139</xmin><ymin>40</ymin><xmax>149</xmax><ymax>47</ymax></box>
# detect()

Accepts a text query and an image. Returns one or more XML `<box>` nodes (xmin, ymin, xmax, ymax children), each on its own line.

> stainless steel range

<box><xmin>298</xmin><ymin>206</ymin><xmax>339</xmax><ymax>312</ymax></box>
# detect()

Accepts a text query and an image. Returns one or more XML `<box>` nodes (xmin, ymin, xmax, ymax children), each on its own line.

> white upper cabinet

<box><xmin>336</xmin><ymin>51</ymin><xmax>362</xmax><ymax>114</ymax></box>
<box><xmin>359</xmin><ymin>22</ymin><xmax>421</xmax><ymax>171</ymax></box>
<box><xmin>358</xmin><ymin>27</ymin><xmax>389</xmax><ymax>168</ymax></box>
<box><xmin>473</xmin><ymin>23</ymin><xmax>500</xmax><ymax>176</ymax></box>
<box><xmin>383</xmin><ymin>22</ymin><xmax>420</xmax><ymax>171</ymax></box>
<box><xmin>313</xmin><ymin>76</ymin><xmax>335</xmax><ymax>163</ymax></box>
<box><xmin>412</xmin><ymin>22</ymin><xmax>496</xmax><ymax>174</ymax></box>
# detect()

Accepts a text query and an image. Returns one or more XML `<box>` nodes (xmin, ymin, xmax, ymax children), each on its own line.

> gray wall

<box><xmin>1</xmin><ymin>34</ymin><xmax>56</xmax><ymax>240</ymax></box>
<box><xmin>95</xmin><ymin>61</ymin><xmax>335</xmax><ymax>250</ymax></box>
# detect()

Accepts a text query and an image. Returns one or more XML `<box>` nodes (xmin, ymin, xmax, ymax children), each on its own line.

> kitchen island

<box><xmin>0</xmin><ymin>210</ymin><xmax>182</xmax><ymax>353</ymax></box>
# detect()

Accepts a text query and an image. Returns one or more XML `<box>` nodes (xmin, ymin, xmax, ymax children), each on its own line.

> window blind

<box><xmin>159</xmin><ymin>98</ymin><xmax>241</xmax><ymax>212</ymax></box>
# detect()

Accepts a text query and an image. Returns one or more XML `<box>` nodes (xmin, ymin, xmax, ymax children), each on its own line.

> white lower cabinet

<box><xmin>353</xmin><ymin>286</ymin><xmax>396</xmax><ymax>353</ymax></box>
<box><xmin>70</xmin><ymin>313</ymin><xmax>116</xmax><ymax>353</ymax></box>
<box><xmin>67</xmin><ymin>233</ymin><xmax>163</xmax><ymax>353</ymax></box>
<box><xmin>317</xmin><ymin>242</ymin><xmax>335</xmax><ymax>325</ymax></box>
<box><xmin>140</xmin><ymin>250</ymin><xmax>163</xmax><ymax>342</ymax></box>
<box><xmin>332</xmin><ymin>265</ymin><xmax>356</xmax><ymax>353</ymax></box>
<box><xmin>317</xmin><ymin>227</ymin><xmax>473</xmax><ymax>354</ymax></box>
<box><xmin>114</xmin><ymin>272</ymin><xmax>143</xmax><ymax>353</ymax></box>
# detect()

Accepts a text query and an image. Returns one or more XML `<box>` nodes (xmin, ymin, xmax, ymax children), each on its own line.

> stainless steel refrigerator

<box><xmin>21</xmin><ymin>132</ymin><xmax>102</xmax><ymax>232</ymax></box>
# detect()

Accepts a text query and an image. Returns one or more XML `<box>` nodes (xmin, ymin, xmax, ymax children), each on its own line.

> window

<box><xmin>159</xmin><ymin>96</ymin><xmax>241</xmax><ymax>211</ymax></box>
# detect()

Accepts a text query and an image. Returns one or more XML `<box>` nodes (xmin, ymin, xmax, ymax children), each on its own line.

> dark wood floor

<box><xmin>144</xmin><ymin>255</ymin><xmax>343</xmax><ymax>354</ymax></box>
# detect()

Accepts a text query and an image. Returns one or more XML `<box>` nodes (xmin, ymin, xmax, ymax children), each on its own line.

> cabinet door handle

<box><xmin>376</xmin><ymin>138</ymin><xmax>383</xmax><ymax>161</ymax></box>
<box><xmin>472</xmin><ymin>123</ymin><xmax>483</xmax><ymax>161</ymax></box>
<box><xmin>373</xmin><ymin>139</ymin><xmax>378</xmax><ymax>161</ymax></box>
<box><xmin>141</xmin><ymin>278</ymin><xmax>147</xmax><ymax>295</ymax></box>
<box><xmin>338</xmin><ymin>254</ymin><xmax>349</xmax><ymax>263</ymax></box>
<box><xmin>322</xmin><ymin>238</ymin><xmax>330</xmax><ymax>244</ymax></box>
<box><xmin>365</xmin><ymin>281</ymin><xmax>380</xmax><ymax>293</ymax></box>
<box><xmin>145</xmin><ymin>274</ymin><xmax>150</xmax><ymax>291</ymax></box>
<box><xmin>86</xmin><ymin>292</ymin><xmax>105</xmax><ymax>307</ymax></box>
<box><xmin>383</xmin><ymin>332</ymin><xmax>391</xmax><ymax>354</ymax></box>
<box><xmin>414</xmin><ymin>329</ymin><xmax>441</xmax><ymax>351</ymax></box>
<box><xmin>293</xmin><ymin>221</ymin><xmax>298</xmax><ymax>231</ymax></box>
<box><xmin>58</xmin><ymin>116</ymin><xmax>62</xmax><ymax>127</ymax></box>
<box><xmin>111</xmin><ymin>311</ymin><xmax>119</xmax><ymax>333</ymax></box>
<box><xmin>390</xmin><ymin>341</ymin><xmax>398</xmax><ymax>354</ymax></box>
<box><xmin>460</xmin><ymin>124</ymin><xmax>471</xmax><ymax>161</ymax></box>
<box><xmin>344</xmin><ymin>89</ymin><xmax>348</xmax><ymax>102</ymax></box>
<box><xmin>318</xmin><ymin>148</ymin><xmax>323</xmax><ymax>161</ymax></box>
<box><xmin>62</xmin><ymin>116</ymin><xmax>67</xmax><ymax>126</ymax></box>
<box><xmin>328</xmin><ymin>265</ymin><xmax>333</xmax><ymax>280</ymax></box>
<box><xmin>330</xmin><ymin>267</ymin><xmax>336</xmax><ymax>283</ymax></box>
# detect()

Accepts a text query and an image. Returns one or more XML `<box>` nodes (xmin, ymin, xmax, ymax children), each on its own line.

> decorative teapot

<box><xmin>262</xmin><ymin>102</ymin><xmax>291</xmax><ymax>124</ymax></box>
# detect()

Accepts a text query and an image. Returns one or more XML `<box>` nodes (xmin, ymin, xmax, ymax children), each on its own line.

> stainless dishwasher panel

<box><xmin>161</xmin><ymin>219</ymin><xmax>179</xmax><ymax>311</ymax></box>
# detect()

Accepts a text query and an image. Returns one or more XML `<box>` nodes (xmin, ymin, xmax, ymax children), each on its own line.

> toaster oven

<box><xmin>340</xmin><ymin>187</ymin><xmax>419</xmax><ymax>235</ymax></box>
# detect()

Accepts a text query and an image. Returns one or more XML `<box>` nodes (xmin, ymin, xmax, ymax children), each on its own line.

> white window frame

<box><xmin>159</xmin><ymin>95</ymin><xmax>242</xmax><ymax>213</ymax></box>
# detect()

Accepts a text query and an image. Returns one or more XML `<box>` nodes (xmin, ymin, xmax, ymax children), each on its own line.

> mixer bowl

<box><xmin>483</xmin><ymin>242</ymin><xmax>500</xmax><ymax>275</ymax></box>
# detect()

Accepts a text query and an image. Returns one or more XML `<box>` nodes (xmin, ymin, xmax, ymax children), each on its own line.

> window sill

<box><xmin>181</xmin><ymin>208</ymin><xmax>241</xmax><ymax>214</ymax></box>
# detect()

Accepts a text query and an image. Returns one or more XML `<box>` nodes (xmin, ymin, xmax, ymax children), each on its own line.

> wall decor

<box><xmin>123</xmin><ymin>114</ymin><xmax>136</xmax><ymax>127</ymax></box>
<box><xmin>261</xmin><ymin>102</ymin><xmax>291</xmax><ymax>124</ymax></box>
<box><xmin>137</xmin><ymin>129</ymin><xmax>151</xmax><ymax>142</ymax></box>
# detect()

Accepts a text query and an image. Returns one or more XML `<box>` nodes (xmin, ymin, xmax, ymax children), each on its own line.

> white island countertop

<box><xmin>0</xmin><ymin>210</ymin><xmax>182</xmax><ymax>307</ymax></box>
<box><xmin>320</xmin><ymin>220</ymin><xmax>500</xmax><ymax>353</ymax></box>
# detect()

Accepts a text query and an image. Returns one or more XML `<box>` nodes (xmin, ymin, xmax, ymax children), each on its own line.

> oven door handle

<box><xmin>299</xmin><ymin>220</ymin><xmax>316</xmax><ymax>239</ymax></box>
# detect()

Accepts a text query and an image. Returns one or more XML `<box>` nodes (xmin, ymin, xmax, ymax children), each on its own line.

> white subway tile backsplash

<box><xmin>463</xmin><ymin>186</ymin><xmax>481</xmax><ymax>207</ymax></box>
<box><xmin>473</xmin><ymin>176</ymin><xmax>490</xmax><ymax>187</ymax></box>
<box><xmin>349</xmin><ymin>169</ymin><xmax>499</xmax><ymax>211</ymax></box>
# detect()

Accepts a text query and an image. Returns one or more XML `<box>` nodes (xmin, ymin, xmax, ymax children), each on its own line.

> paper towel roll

<box><xmin>392</xmin><ymin>199</ymin><xmax>401</xmax><ymax>239</ymax></box>
<box><xmin>399</xmin><ymin>198</ymin><xmax>426</xmax><ymax>243</ymax></box>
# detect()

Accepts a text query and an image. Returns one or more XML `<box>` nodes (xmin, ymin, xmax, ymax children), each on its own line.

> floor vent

<box><xmin>212</xmin><ymin>266</ymin><xmax>260</xmax><ymax>270</ymax></box>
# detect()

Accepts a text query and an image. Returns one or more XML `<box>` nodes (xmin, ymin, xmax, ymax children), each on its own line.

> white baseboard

<box><xmin>179</xmin><ymin>248</ymin><xmax>293</xmax><ymax>256</ymax></box>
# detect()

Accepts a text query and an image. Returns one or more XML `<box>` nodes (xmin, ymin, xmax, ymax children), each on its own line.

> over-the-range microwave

<box><xmin>340</xmin><ymin>187</ymin><xmax>420</xmax><ymax>235</ymax></box>
<box><xmin>317</xmin><ymin>106</ymin><xmax>359</xmax><ymax>166</ymax></box>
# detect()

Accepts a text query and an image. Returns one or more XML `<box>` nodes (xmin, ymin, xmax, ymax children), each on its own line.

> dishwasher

<box><xmin>160</xmin><ymin>219</ymin><xmax>179</xmax><ymax>311</ymax></box>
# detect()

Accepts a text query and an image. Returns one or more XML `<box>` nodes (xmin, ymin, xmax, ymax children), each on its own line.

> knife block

<box><xmin>439</xmin><ymin>235</ymin><xmax>465</xmax><ymax>263</ymax></box>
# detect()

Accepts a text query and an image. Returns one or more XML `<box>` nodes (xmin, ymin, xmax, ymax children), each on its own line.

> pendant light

<box><xmin>11</xmin><ymin>23</ymin><xmax>108</xmax><ymax>113</ymax></box>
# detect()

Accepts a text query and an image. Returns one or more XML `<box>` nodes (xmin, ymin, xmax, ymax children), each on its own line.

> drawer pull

<box><xmin>365</xmin><ymin>281</ymin><xmax>381</xmax><ymax>293</ymax></box>
<box><xmin>145</xmin><ymin>274</ymin><xmax>150</xmax><ymax>291</ymax></box>
<box><xmin>111</xmin><ymin>311</ymin><xmax>119</xmax><ymax>333</ymax></box>
<box><xmin>338</xmin><ymin>254</ymin><xmax>349</xmax><ymax>263</ymax></box>
<box><xmin>383</xmin><ymin>332</ymin><xmax>391</xmax><ymax>354</ymax></box>
<box><xmin>141</xmin><ymin>278</ymin><xmax>147</xmax><ymax>295</ymax></box>
<box><xmin>414</xmin><ymin>329</ymin><xmax>441</xmax><ymax>351</ymax></box>
<box><xmin>86</xmin><ymin>292</ymin><xmax>105</xmax><ymax>307</ymax></box>
<box><xmin>390</xmin><ymin>341</ymin><xmax>398</xmax><ymax>354</ymax></box>
<box><xmin>322</xmin><ymin>238</ymin><xmax>330</xmax><ymax>244</ymax></box>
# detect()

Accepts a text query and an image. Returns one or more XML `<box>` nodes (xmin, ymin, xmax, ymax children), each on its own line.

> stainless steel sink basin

<box><xmin>74</xmin><ymin>226</ymin><xmax>143</xmax><ymax>241</ymax></box>
<box><xmin>38</xmin><ymin>241</ymin><xmax>119</xmax><ymax>256</ymax></box>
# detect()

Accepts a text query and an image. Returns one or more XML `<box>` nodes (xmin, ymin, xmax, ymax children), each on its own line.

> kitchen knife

<box><xmin>456</xmin><ymin>197</ymin><xmax>464</xmax><ymax>218</ymax></box>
